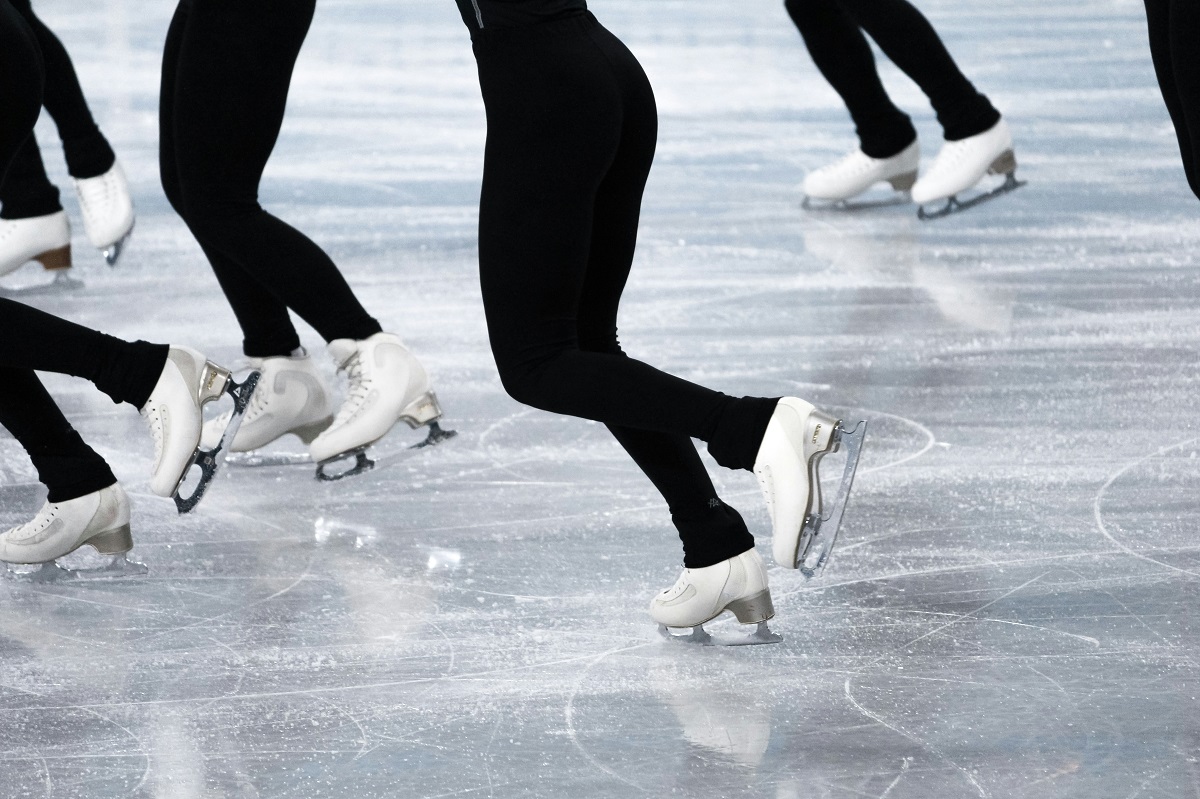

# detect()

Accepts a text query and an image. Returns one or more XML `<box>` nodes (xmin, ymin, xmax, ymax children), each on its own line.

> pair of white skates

<box><xmin>802</xmin><ymin>118</ymin><xmax>1024</xmax><ymax>219</ymax></box>
<box><xmin>0</xmin><ymin>332</ymin><xmax>448</xmax><ymax>573</ymax></box>
<box><xmin>652</xmin><ymin>399</ymin><xmax>867</xmax><ymax>646</ymax></box>
<box><xmin>0</xmin><ymin>160</ymin><xmax>135</xmax><ymax>281</ymax></box>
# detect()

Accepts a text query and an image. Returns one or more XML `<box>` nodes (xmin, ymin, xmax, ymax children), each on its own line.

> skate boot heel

<box><xmin>805</xmin><ymin>410</ymin><xmax>839</xmax><ymax>457</ymax></box>
<box><xmin>87</xmin><ymin>524</ymin><xmax>133</xmax><ymax>556</ymax></box>
<box><xmin>198</xmin><ymin>362</ymin><xmax>233</xmax><ymax>405</ymax></box>
<box><xmin>400</xmin><ymin>390</ymin><xmax>443</xmax><ymax>429</ymax></box>
<box><xmin>294</xmin><ymin>415</ymin><xmax>334</xmax><ymax>444</ymax></box>
<box><xmin>726</xmin><ymin>589</ymin><xmax>775</xmax><ymax>624</ymax></box>
<box><xmin>887</xmin><ymin>170</ymin><xmax>918</xmax><ymax>192</ymax></box>
<box><xmin>988</xmin><ymin>149</ymin><xmax>1017</xmax><ymax>176</ymax></box>
<box><xmin>35</xmin><ymin>245</ymin><xmax>72</xmax><ymax>271</ymax></box>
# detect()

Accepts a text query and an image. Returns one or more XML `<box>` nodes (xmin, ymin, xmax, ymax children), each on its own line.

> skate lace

<box><xmin>139</xmin><ymin>404</ymin><xmax>166</xmax><ymax>470</ymax></box>
<box><xmin>8</xmin><ymin>504</ymin><xmax>58</xmax><ymax>541</ymax></box>
<box><xmin>332</xmin><ymin>353</ymin><xmax>370</xmax><ymax>426</ymax></box>
<box><xmin>76</xmin><ymin>173</ymin><xmax>115</xmax><ymax>224</ymax></box>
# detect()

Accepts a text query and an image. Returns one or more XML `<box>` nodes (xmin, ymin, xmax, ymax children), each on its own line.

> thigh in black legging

<box><xmin>0</xmin><ymin>0</ymin><xmax>43</xmax><ymax>179</ymax></box>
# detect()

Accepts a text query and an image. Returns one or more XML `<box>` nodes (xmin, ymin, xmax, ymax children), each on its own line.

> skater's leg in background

<box><xmin>0</xmin><ymin>133</ymin><xmax>61</xmax><ymax>219</ymax></box>
<box><xmin>0</xmin><ymin>369</ymin><xmax>116</xmax><ymax>502</ymax></box>
<box><xmin>1145</xmin><ymin>0</ymin><xmax>1200</xmax><ymax>200</ymax></box>
<box><xmin>0</xmin><ymin>298</ymin><xmax>167</xmax><ymax>408</ymax></box>
<box><xmin>0</xmin><ymin>0</ymin><xmax>43</xmax><ymax>179</ymax></box>
<box><xmin>163</xmin><ymin>0</ymin><xmax>381</xmax><ymax>356</ymax></box>
<box><xmin>7</xmin><ymin>0</ymin><xmax>115</xmax><ymax>179</ymax></box>
<box><xmin>475</xmin><ymin>16</ymin><xmax>777</xmax><ymax>473</ymax></box>
<box><xmin>782</xmin><ymin>0</ymin><xmax>916</xmax><ymax>158</ymax></box>
<box><xmin>836</xmin><ymin>0</ymin><xmax>1000</xmax><ymax>141</ymax></box>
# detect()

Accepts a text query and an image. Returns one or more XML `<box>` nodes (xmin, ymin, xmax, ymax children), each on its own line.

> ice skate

<box><xmin>753</xmin><ymin>398</ymin><xmax>867</xmax><ymax>578</ymax></box>
<box><xmin>140</xmin><ymin>346</ymin><xmax>261</xmax><ymax>513</ymax></box>
<box><xmin>0</xmin><ymin>211</ymin><xmax>73</xmax><ymax>283</ymax></box>
<box><xmin>0</xmin><ymin>484</ymin><xmax>147</xmax><ymax>581</ymax></box>
<box><xmin>652</xmin><ymin>549</ymin><xmax>782</xmax><ymax>646</ymax></box>
<box><xmin>912</xmin><ymin>118</ymin><xmax>1025</xmax><ymax>220</ymax></box>
<box><xmin>309</xmin><ymin>332</ymin><xmax>456</xmax><ymax>481</ymax></box>
<box><xmin>801</xmin><ymin>141</ymin><xmax>919</xmax><ymax>210</ymax></box>
<box><xmin>200</xmin><ymin>348</ymin><xmax>334</xmax><ymax>454</ymax></box>
<box><xmin>74</xmin><ymin>160</ymin><xmax>135</xmax><ymax>265</ymax></box>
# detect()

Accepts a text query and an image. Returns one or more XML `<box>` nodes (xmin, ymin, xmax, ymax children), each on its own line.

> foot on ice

<box><xmin>912</xmin><ymin>119</ymin><xmax>1025</xmax><ymax>220</ymax></box>
<box><xmin>653</xmin><ymin>549</ymin><xmax>782</xmax><ymax>646</ymax></box>
<box><xmin>0</xmin><ymin>211</ymin><xmax>73</xmax><ymax>282</ymax></box>
<box><xmin>753</xmin><ymin>398</ymin><xmax>867</xmax><ymax>578</ymax></box>
<box><xmin>802</xmin><ymin>141</ymin><xmax>919</xmax><ymax>210</ymax></box>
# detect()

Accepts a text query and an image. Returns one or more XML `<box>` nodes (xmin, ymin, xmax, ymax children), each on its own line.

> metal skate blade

<box><xmin>658</xmin><ymin>621</ymin><xmax>782</xmax><ymax>647</ymax></box>
<box><xmin>173</xmin><ymin>370</ymin><xmax>262</xmax><ymax>514</ymax></box>
<box><xmin>798</xmin><ymin>419</ymin><xmax>867</xmax><ymax>579</ymax></box>
<box><xmin>411</xmin><ymin>421</ymin><xmax>458</xmax><ymax>449</ymax></box>
<box><xmin>5</xmin><ymin>554</ymin><xmax>147</xmax><ymax>583</ymax></box>
<box><xmin>316</xmin><ymin>447</ymin><xmax>376</xmax><ymax>481</ymax></box>
<box><xmin>802</xmin><ymin>192</ymin><xmax>911</xmax><ymax>212</ymax></box>
<box><xmin>103</xmin><ymin>225</ymin><xmax>134</xmax><ymax>266</ymax></box>
<box><xmin>917</xmin><ymin>172</ymin><xmax>1026</xmax><ymax>221</ymax></box>
<box><xmin>226</xmin><ymin>451</ymin><xmax>313</xmax><ymax>468</ymax></box>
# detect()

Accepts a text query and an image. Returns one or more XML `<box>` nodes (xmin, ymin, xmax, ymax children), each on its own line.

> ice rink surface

<box><xmin>3</xmin><ymin>0</ymin><xmax>1199</xmax><ymax>796</ymax></box>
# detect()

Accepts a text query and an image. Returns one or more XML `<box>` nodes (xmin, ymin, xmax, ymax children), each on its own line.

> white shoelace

<box><xmin>332</xmin><ymin>353</ymin><xmax>371</xmax><ymax>427</ymax></box>
<box><xmin>6</xmin><ymin>504</ymin><xmax>58</xmax><ymax>540</ymax></box>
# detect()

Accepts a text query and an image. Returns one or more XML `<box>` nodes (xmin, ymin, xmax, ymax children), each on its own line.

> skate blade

<box><xmin>796</xmin><ymin>419</ymin><xmax>867</xmax><ymax>578</ymax></box>
<box><xmin>658</xmin><ymin>621</ymin><xmax>782</xmax><ymax>647</ymax></box>
<box><xmin>802</xmin><ymin>192</ymin><xmax>911</xmax><ymax>212</ymax></box>
<box><xmin>316</xmin><ymin>447</ymin><xmax>376</xmax><ymax>481</ymax></box>
<box><xmin>226</xmin><ymin>451</ymin><xmax>314</xmax><ymax>467</ymax></box>
<box><xmin>102</xmin><ymin>224</ymin><xmax>134</xmax><ymax>266</ymax></box>
<box><xmin>410</xmin><ymin>421</ymin><xmax>458</xmax><ymax>450</ymax></box>
<box><xmin>173</xmin><ymin>370</ymin><xmax>262</xmax><ymax>514</ymax></box>
<box><xmin>5</xmin><ymin>554</ymin><xmax>147</xmax><ymax>583</ymax></box>
<box><xmin>917</xmin><ymin>172</ymin><xmax>1026</xmax><ymax>221</ymax></box>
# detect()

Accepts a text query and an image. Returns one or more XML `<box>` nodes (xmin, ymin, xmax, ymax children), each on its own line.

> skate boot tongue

<box><xmin>327</xmin><ymin>339</ymin><xmax>360</xmax><ymax>369</ymax></box>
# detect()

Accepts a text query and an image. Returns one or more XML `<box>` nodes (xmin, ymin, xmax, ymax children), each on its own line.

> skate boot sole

<box><xmin>773</xmin><ymin>409</ymin><xmax>839</xmax><ymax>570</ymax></box>
<box><xmin>658</xmin><ymin>589</ymin><xmax>782</xmax><ymax>646</ymax></box>
<box><xmin>314</xmin><ymin>391</ymin><xmax>458</xmax><ymax>480</ymax></box>
<box><xmin>917</xmin><ymin>150</ymin><xmax>1025</xmax><ymax>221</ymax></box>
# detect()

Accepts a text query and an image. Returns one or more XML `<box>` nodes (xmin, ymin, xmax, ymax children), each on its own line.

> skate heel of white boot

<box><xmin>87</xmin><ymin>524</ymin><xmax>133</xmax><ymax>556</ymax></box>
<box><xmin>198</xmin><ymin>362</ymin><xmax>233</xmax><ymax>405</ymax></box>
<box><xmin>988</xmin><ymin>149</ymin><xmax>1017</xmax><ymax>176</ymax></box>
<box><xmin>399</xmin><ymin>390</ymin><xmax>442</xmax><ymax>428</ymax></box>
<box><xmin>887</xmin><ymin>170</ymin><xmax>918</xmax><ymax>192</ymax></box>
<box><xmin>36</xmin><ymin>245</ymin><xmax>72</xmax><ymax>271</ymax></box>
<box><xmin>726</xmin><ymin>589</ymin><xmax>775</xmax><ymax>625</ymax></box>
<box><xmin>805</xmin><ymin>411</ymin><xmax>839</xmax><ymax>458</ymax></box>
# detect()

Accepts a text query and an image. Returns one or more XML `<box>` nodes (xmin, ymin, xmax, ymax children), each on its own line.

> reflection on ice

<box><xmin>4</xmin><ymin>550</ymin><xmax>148</xmax><ymax>583</ymax></box>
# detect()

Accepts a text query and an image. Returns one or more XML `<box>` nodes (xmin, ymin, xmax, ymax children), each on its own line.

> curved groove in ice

<box><xmin>564</xmin><ymin>644</ymin><xmax>650</xmax><ymax>792</ymax></box>
<box><xmin>857</xmin><ymin>409</ymin><xmax>937</xmax><ymax>476</ymax></box>
<box><xmin>1093</xmin><ymin>435</ymin><xmax>1200</xmax><ymax>579</ymax></box>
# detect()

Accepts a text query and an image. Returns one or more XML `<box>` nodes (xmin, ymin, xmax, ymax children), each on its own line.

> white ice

<box><xmin>2</xmin><ymin>0</ymin><xmax>1199</xmax><ymax>797</ymax></box>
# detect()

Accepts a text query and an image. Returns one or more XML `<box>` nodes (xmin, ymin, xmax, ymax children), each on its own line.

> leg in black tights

<box><xmin>159</xmin><ymin>0</ymin><xmax>381</xmax><ymax>358</ymax></box>
<box><xmin>1145</xmin><ymin>0</ymin><xmax>1200</xmax><ymax>200</ymax></box>
<box><xmin>784</xmin><ymin>0</ymin><xmax>999</xmax><ymax>156</ymax></box>
<box><xmin>0</xmin><ymin>0</ymin><xmax>116</xmax><ymax>219</ymax></box>
<box><xmin>472</xmin><ymin>15</ymin><xmax>774</xmax><ymax>567</ymax></box>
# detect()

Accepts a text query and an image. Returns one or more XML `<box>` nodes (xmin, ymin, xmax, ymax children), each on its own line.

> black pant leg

<box><xmin>0</xmin><ymin>132</ymin><xmax>61</xmax><ymax>219</ymax></box>
<box><xmin>837</xmin><ymin>0</ymin><xmax>1000</xmax><ymax>141</ymax></box>
<box><xmin>1145</xmin><ymin>0</ymin><xmax>1200</xmax><ymax>199</ymax></box>
<box><xmin>161</xmin><ymin>0</ymin><xmax>380</xmax><ymax>357</ymax></box>
<box><xmin>472</xmin><ymin>15</ymin><xmax>772</xmax><ymax>565</ymax></box>
<box><xmin>0</xmin><ymin>369</ymin><xmax>116</xmax><ymax>502</ymax></box>
<box><xmin>0</xmin><ymin>0</ymin><xmax>42</xmax><ymax>181</ymax></box>
<box><xmin>783</xmin><ymin>0</ymin><xmax>916</xmax><ymax>158</ymax></box>
<box><xmin>8</xmin><ymin>0</ymin><xmax>114</xmax><ymax>179</ymax></box>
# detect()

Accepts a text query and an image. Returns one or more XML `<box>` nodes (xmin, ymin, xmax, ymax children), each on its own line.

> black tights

<box><xmin>159</xmin><ymin>0</ymin><xmax>381</xmax><ymax>358</ymax></box>
<box><xmin>783</xmin><ymin>0</ymin><xmax>1000</xmax><ymax>158</ymax></box>
<box><xmin>0</xmin><ymin>0</ymin><xmax>115</xmax><ymax>220</ymax></box>
<box><xmin>0</xmin><ymin>0</ymin><xmax>164</xmax><ymax>503</ymax></box>
<box><xmin>1145</xmin><ymin>0</ymin><xmax>1200</xmax><ymax>200</ymax></box>
<box><xmin>469</xmin><ymin>13</ymin><xmax>776</xmax><ymax>567</ymax></box>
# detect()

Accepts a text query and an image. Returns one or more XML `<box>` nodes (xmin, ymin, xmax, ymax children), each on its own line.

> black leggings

<box><xmin>784</xmin><ymin>0</ymin><xmax>1000</xmax><ymax>158</ymax></box>
<box><xmin>0</xmin><ymin>0</ymin><xmax>115</xmax><ymax>220</ymax></box>
<box><xmin>469</xmin><ymin>13</ymin><xmax>777</xmax><ymax>568</ymax></box>
<box><xmin>1145</xmin><ymin>0</ymin><xmax>1200</xmax><ymax>201</ymax></box>
<box><xmin>159</xmin><ymin>0</ymin><xmax>382</xmax><ymax>358</ymax></box>
<box><xmin>0</xmin><ymin>1</ymin><xmax>164</xmax><ymax>502</ymax></box>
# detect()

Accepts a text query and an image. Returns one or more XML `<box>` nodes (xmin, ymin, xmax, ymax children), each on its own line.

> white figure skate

<box><xmin>802</xmin><ymin>141</ymin><xmax>919</xmax><ymax>210</ymax></box>
<box><xmin>0</xmin><ymin>483</ymin><xmax>147</xmax><ymax>581</ymax></box>
<box><xmin>912</xmin><ymin>118</ymin><xmax>1024</xmax><ymax>220</ymax></box>
<box><xmin>200</xmin><ymin>349</ymin><xmax>334</xmax><ymax>454</ymax></box>
<box><xmin>309</xmin><ymin>332</ymin><xmax>455</xmax><ymax>481</ymax></box>
<box><xmin>653</xmin><ymin>549</ymin><xmax>781</xmax><ymax>646</ymax></box>
<box><xmin>754</xmin><ymin>398</ymin><xmax>867</xmax><ymax>578</ymax></box>
<box><xmin>74</xmin><ymin>160</ymin><xmax>135</xmax><ymax>265</ymax></box>
<box><xmin>0</xmin><ymin>210</ymin><xmax>73</xmax><ymax>285</ymax></box>
<box><xmin>141</xmin><ymin>346</ymin><xmax>261</xmax><ymax>513</ymax></box>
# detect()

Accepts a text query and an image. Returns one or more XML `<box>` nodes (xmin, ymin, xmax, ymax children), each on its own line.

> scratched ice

<box><xmin>1</xmin><ymin>0</ymin><xmax>1199</xmax><ymax>797</ymax></box>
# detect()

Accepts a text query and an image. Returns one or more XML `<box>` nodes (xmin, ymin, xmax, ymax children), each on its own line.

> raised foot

<box><xmin>795</xmin><ymin>419</ymin><xmax>868</xmax><ymax>578</ymax></box>
<box><xmin>658</xmin><ymin>621</ymin><xmax>782</xmax><ymax>647</ymax></box>
<box><xmin>5</xmin><ymin>554</ymin><xmax>147</xmax><ymax>583</ymax></box>
<box><xmin>173</xmin><ymin>370</ymin><xmax>262</xmax><ymax>514</ymax></box>
<box><xmin>917</xmin><ymin>172</ymin><xmax>1026</xmax><ymax>221</ymax></box>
